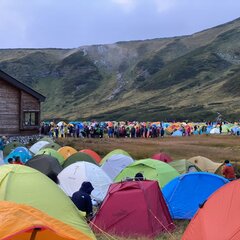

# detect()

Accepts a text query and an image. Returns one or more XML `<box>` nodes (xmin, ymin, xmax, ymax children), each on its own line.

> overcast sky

<box><xmin>0</xmin><ymin>0</ymin><xmax>239</xmax><ymax>49</ymax></box>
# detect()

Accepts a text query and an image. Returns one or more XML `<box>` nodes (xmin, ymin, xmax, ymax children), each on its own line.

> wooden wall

<box><xmin>0</xmin><ymin>79</ymin><xmax>20</xmax><ymax>134</ymax></box>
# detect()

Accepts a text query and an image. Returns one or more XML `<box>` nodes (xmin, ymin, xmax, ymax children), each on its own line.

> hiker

<box><xmin>71</xmin><ymin>181</ymin><xmax>94</xmax><ymax>221</ymax></box>
<box><xmin>222</xmin><ymin>160</ymin><xmax>236</xmax><ymax>181</ymax></box>
<box><xmin>14</xmin><ymin>156</ymin><xmax>23</xmax><ymax>165</ymax></box>
<box><xmin>134</xmin><ymin>172</ymin><xmax>144</xmax><ymax>181</ymax></box>
<box><xmin>7</xmin><ymin>158</ymin><xmax>14</xmax><ymax>164</ymax></box>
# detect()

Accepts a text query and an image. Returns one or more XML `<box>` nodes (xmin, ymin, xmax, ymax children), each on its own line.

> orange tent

<box><xmin>58</xmin><ymin>146</ymin><xmax>77</xmax><ymax>160</ymax></box>
<box><xmin>182</xmin><ymin>180</ymin><xmax>240</xmax><ymax>240</ymax></box>
<box><xmin>80</xmin><ymin>149</ymin><xmax>101</xmax><ymax>163</ymax></box>
<box><xmin>0</xmin><ymin>201</ymin><xmax>92</xmax><ymax>240</ymax></box>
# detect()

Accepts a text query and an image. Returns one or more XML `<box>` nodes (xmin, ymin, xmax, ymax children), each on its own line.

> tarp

<box><xmin>25</xmin><ymin>154</ymin><xmax>63</xmax><ymax>176</ymax></box>
<box><xmin>100</xmin><ymin>149</ymin><xmax>131</xmax><ymax>165</ymax></box>
<box><xmin>80</xmin><ymin>149</ymin><xmax>101</xmax><ymax>164</ymax></box>
<box><xmin>169</xmin><ymin>159</ymin><xmax>201</xmax><ymax>174</ymax></box>
<box><xmin>0</xmin><ymin>201</ymin><xmax>92</xmax><ymax>240</ymax></box>
<box><xmin>188</xmin><ymin>156</ymin><xmax>222</xmax><ymax>173</ymax></box>
<box><xmin>101</xmin><ymin>153</ymin><xmax>134</xmax><ymax>180</ymax></box>
<box><xmin>58</xmin><ymin>146</ymin><xmax>77</xmax><ymax>160</ymax></box>
<box><xmin>58</xmin><ymin>162</ymin><xmax>112</xmax><ymax>202</ymax></box>
<box><xmin>182</xmin><ymin>180</ymin><xmax>240</xmax><ymax>240</ymax></box>
<box><xmin>36</xmin><ymin>148</ymin><xmax>65</xmax><ymax>165</ymax></box>
<box><xmin>162</xmin><ymin>172</ymin><xmax>228</xmax><ymax>219</ymax></box>
<box><xmin>91</xmin><ymin>180</ymin><xmax>174</xmax><ymax>238</ymax></box>
<box><xmin>29</xmin><ymin>140</ymin><xmax>50</xmax><ymax>154</ymax></box>
<box><xmin>151</xmin><ymin>152</ymin><xmax>173</xmax><ymax>163</ymax></box>
<box><xmin>115</xmin><ymin>159</ymin><xmax>179</xmax><ymax>188</ymax></box>
<box><xmin>63</xmin><ymin>152</ymin><xmax>97</xmax><ymax>168</ymax></box>
<box><xmin>0</xmin><ymin>165</ymin><xmax>95</xmax><ymax>239</ymax></box>
<box><xmin>4</xmin><ymin>146</ymin><xmax>32</xmax><ymax>164</ymax></box>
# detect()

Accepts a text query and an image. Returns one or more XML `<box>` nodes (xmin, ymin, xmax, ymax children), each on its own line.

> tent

<box><xmin>63</xmin><ymin>152</ymin><xmax>97</xmax><ymax>168</ymax></box>
<box><xmin>0</xmin><ymin>165</ymin><xmax>95</xmax><ymax>239</ymax></box>
<box><xmin>39</xmin><ymin>137</ymin><xmax>54</xmax><ymax>143</ymax></box>
<box><xmin>36</xmin><ymin>148</ymin><xmax>65</xmax><ymax>165</ymax></box>
<box><xmin>169</xmin><ymin>159</ymin><xmax>201</xmax><ymax>174</ymax></box>
<box><xmin>58</xmin><ymin>162</ymin><xmax>112</xmax><ymax>202</ymax></box>
<box><xmin>172</xmin><ymin>130</ymin><xmax>183</xmax><ymax>136</ymax></box>
<box><xmin>41</xmin><ymin>142</ymin><xmax>62</xmax><ymax>151</ymax></box>
<box><xmin>162</xmin><ymin>172</ymin><xmax>228</xmax><ymax>219</ymax></box>
<box><xmin>25</xmin><ymin>154</ymin><xmax>63</xmax><ymax>176</ymax></box>
<box><xmin>4</xmin><ymin>146</ymin><xmax>32</xmax><ymax>164</ymax></box>
<box><xmin>3</xmin><ymin>141</ymin><xmax>24</xmax><ymax>157</ymax></box>
<box><xmin>182</xmin><ymin>180</ymin><xmax>240</xmax><ymax>240</ymax></box>
<box><xmin>29</xmin><ymin>140</ymin><xmax>50</xmax><ymax>154</ymax></box>
<box><xmin>100</xmin><ymin>149</ymin><xmax>131</xmax><ymax>165</ymax></box>
<box><xmin>0</xmin><ymin>201</ymin><xmax>92</xmax><ymax>240</ymax></box>
<box><xmin>188</xmin><ymin>156</ymin><xmax>222</xmax><ymax>173</ymax></box>
<box><xmin>58</xmin><ymin>146</ymin><xmax>77</xmax><ymax>160</ymax></box>
<box><xmin>101</xmin><ymin>154</ymin><xmax>134</xmax><ymax>180</ymax></box>
<box><xmin>91</xmin><ymin>180</ymin><xmax>174</xmax><ymax>238</ymax></box>
<box><xmin>80</xmin><ymin>149</ymin><xmax>101</xmax><ymax>164</ymax></box>
<box><xmin>115</xmin><ymin>159</ymin><xmax>179</xmax><ymax>188</ymax></box>
<box><xmin>151</xmin><ymin>152</ymin><xmax>173</xmax><ymax>163</ymax></box>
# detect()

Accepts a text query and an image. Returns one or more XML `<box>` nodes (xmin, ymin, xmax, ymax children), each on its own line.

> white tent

<box><xmin>101</xmin><ymin>154</ymin><xmax>134</xmax><ymax>180</ymax></box>
<box><xmin>210</xmin><ymin>128</ymin><xmax>220</xmax><ymax>134</ymax></box>
<box><xmin>29</xmin><ymin>140</ymin><xmax>49</xmax><ymax>154</ymax></box>
<box><xmin>58</xmin><ymin>162</ymin><xmax>112</xmax><ymax>202</ymax></box>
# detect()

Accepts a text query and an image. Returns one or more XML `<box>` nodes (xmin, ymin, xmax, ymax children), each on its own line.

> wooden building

<box><xmin>0</xmin><ymin>70</ymin><xmax>45</xmax><ymax>135</ymax></box>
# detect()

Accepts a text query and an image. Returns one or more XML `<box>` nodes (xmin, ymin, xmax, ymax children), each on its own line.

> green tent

<box><xmin>0</xmin><ymin>165</ymin><xmax>95</xmax><ymax>239</ymax></box>
<box><xmin>41</xmin><ymin>142</ymin><xmax>61</xmax><ymax>151</ymax></box>
<box><xmin>100</xmin><ymin>149</ymin><xmax>131</xmax><ymax>165</ymax></box>
<box><xmin>115</xmin><ymin>158</ymin><xmax>179</xmax><ymax>188</ymax></box>
<box><xmin>169</xmin><ymin>159</ymin><xmax>201</xmax><ymax>174</ymax></box>
<box><xmin>39</xmin><ymin>137</ymin><xmax>54</xmax><ymax>143</ymax></box>
<box><xmin>63</xmin><ymin>152</ymin><xmax>97</xmax><ymax>168</ymax></box>
<box><xmin>36</xmin><ymin>148</ymin><xmax>65</xmax><ymax>165</ymax></box>
<box><xmin>3</xmin><ymin>141</ymin><xmax>24</xmax><ymax>157</ymax></box>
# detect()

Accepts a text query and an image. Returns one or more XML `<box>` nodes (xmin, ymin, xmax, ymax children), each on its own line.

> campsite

<box><xmin>0</xmin><ymin>133</ymin><xmax>239</xmax><ymax>239</ymax></box>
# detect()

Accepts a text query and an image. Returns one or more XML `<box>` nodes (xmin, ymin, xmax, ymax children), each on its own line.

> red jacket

<box><xmin>222</xmin><ymin>164</ymin><xmax>235</xmax><ymax>179</ymax></box>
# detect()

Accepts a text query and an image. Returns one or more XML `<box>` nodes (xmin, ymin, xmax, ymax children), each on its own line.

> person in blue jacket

<box><xmin>72</xmin><ymin>181</ymin><xmax>94</xmax><ymax>220</ymax></box>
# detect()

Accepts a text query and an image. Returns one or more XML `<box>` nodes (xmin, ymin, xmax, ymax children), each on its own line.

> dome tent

<box><xmin>182</xmin><ymin>180</ymin><xmax>240</xmax><ymax>240</ymax></box>
<box><xmin>100</xmin><ymin>149</ymin><xmax>131</xmax><ymax>165</ymax></box>
<box><xmin>4</xmin><ymin>146</ymin><xmax>32</xmax><ymax>164</ymax></box>
<box><xmin>162</xmin><ymin>172</ymin><xmax>228</xmax><ymax>219</ymax></box>
<box><xmin>58</xmin><ymin>162</ymin><xmax>112</xmax><ymax>202</ymax></box>
<box><xmin>115</xmin><ymin>158</ymin><xmax>179</xmax><ymax>188</ymax></box>
<box><xmin>91</xmin><ymin>180</ymin><xmax>174</xmax><ymax>238</ymax></box>
<box><xmin>29</xmin><ymin>140</ymin><xmax>49</xmax><ymax>154</ymax></box>
<box><xmin>0</xmin><ymin>201</ymin><xmax>91</xmax><ymax>240</ymax></box>
<box><xmin>58</xmin><ymin>146</ymin><xmax>77</xmax><ymax>160</ymax></box>
<box><xmin>0</xmin><ymin>165</ymin><xmax>95</xmax><ymax>239</ymax></box>
<box><xmin>36</xmin><ymin>148</ymin><xmax>65</xmax><ymax>165</ymax></box>
<box><xmin>151</xmin><ymin>152</ymin><xmax>173</xmax><ymax>163</ymax></box>
<box><xmin>169</xmin><ymin>159</ymin><xmax>201</xmax><ymax>174</ymax></box>
<box><xmin>80</xmin><ymin>149</ymin><xmax>101</xmax><ymax>164</ymax></box>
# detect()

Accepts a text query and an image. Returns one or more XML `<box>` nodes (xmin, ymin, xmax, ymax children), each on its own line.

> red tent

<box><xmin>91</xmin><ymin>180</ymin><xmax>174</xmax><ymax>238</ymax></box>
<box><xmin>183</xmin><ymin>180</ymin><xmax>240</xmax><ymax>240</ymax></box>
<box><xmin>151</xmin><ymin>152</ymin><xmax>173</xmax><ymax>163</ymax></box>
<box><xmin>80</xmin><ymin>149</ymin><xmax>101</xmax><ymax>163</ymax></box>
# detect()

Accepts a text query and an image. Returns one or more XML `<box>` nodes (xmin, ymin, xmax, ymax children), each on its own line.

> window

<box><xmin>23</xmin><ymin>111</ymin><xmax>39</xmax><ymax>126</ymax></box>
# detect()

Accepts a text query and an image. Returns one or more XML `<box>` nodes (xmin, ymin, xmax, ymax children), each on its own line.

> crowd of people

<box><xmin>39</xmin><ymin>120</ymin><xmax>240</xmax><ymax>139</ymax></box>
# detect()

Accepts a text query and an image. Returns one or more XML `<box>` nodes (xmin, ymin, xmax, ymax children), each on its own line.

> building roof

<box><xmin>0</xmin><ymin>69</ymin><xmax>46</xmax><ymax>102</ymax></box>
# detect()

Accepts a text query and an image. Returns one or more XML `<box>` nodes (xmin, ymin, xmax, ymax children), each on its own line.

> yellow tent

<box><xmin>58</xmin><ymin>146</ymin><xmax>78</xmax><ymax>160</ymax></box>
<box><xmin>0</xmin><ymin>201</ymin><xmax>92</xmax><ymax>240</ymax></box>
<box><xmin>188</xmin><ymin>156</ymin><xmax>223</xmax><ymax>173</ymax></box>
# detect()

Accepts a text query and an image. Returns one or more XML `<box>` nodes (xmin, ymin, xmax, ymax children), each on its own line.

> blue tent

<box><xmin>4</xmin><ymin>147</ymin><xmax>32</xmax><ymax>164</ymax></box>
<box><xmin>172</xmin><ymin>130</ymin><xmax>183</xmax><ymax>137</ymax></box>
<box><xmin>162</xmin><ymin>172</ymin><xmax>229</xmax><ymax>219</ymax></box>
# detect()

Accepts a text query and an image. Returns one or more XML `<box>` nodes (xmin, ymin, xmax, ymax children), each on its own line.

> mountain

<box><xmin>0</xmin><ymin>18</ymin><xmax>240</xmax><ymax>121</ymax></box>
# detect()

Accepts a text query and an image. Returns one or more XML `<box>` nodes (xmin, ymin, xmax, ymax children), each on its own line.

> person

<box><xmin>8</xmin><ymin>158</ymin><xmax>14</xmax><ymax>164</ymax></box>
<box><xmin>222</xmin><ymin>160</ymin><xmax>236</xmax><ymax>181</ymax></box>
<box><xmin>71</xmin><ymin>181</ymin><xmax>94</xmax><ymax>221</ymax></box>
<box><xmin>14</xmin><ymin>156</ymin><xmax>23</xmax><ymax>165</ymax></box>
<box><xmin>134</xmin><ymin>172</ymin><xmax>144</xmax><ymax>181</ymax></box>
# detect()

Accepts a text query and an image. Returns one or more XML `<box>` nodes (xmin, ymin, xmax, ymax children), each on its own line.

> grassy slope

<box><xmin>0</xmin><ymin>18</ymin><xmax>240</xmax><ymax>121</ymax></box>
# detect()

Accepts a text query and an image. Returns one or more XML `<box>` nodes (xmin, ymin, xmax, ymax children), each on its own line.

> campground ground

<box><xmin>57</xmin><ymin>135</ymin><xmax>240</xmax><ymax>240</ymax></box>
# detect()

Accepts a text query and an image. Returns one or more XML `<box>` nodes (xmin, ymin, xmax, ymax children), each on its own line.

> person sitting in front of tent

<box><xmin>14</xmin><ymin>156</ymin><xmax>23</xmax><ymax>165</ymax></box>
<box><xmin>8</xmin><ymin>158</ymin><xmax>14</xmax><ymax>164</ymax></box>
<box><xmin>71</xmin><ymin>181</ymin><xmax>94</xmax><ymax>221</ymax></box>
<box><xmin>134</xmin><ymin>172</ymin><xmax>144</xmax><ymax>181</ymax></box>
<box><xmin>222</xmin><ymin>160</ymin><xmax>236</xmax><ymax>181</ymax></box>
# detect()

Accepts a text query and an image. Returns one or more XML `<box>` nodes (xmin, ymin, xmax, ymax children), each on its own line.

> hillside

<box><xmin>0</xmin><ymin>18</ymin><xmax>240</xmax><ymax>121</ymax></box>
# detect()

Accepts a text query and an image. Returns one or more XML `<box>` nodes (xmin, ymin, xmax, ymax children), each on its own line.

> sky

<box><xmin>0</xmin><ymin>0</ymin><xmax>239</xmax><ymax>49</ymax></box>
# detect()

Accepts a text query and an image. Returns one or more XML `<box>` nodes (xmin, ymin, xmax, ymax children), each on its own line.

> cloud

<box><xmin>111</xmin><ymin>0</ymin><xmax>138</xmax><ymax>12</ymax></box>
<box><xmin>154</xmin><ymin>0</ymin><xmax>178</xmax><ymax>13</ymax></box>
